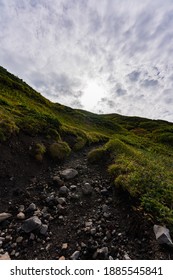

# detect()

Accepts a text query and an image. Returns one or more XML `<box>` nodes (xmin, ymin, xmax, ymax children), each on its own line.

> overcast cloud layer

<box><xmin>0</xmin><ymin>0</ymin><xmax>173</xmax><ymax>122</ymax></box>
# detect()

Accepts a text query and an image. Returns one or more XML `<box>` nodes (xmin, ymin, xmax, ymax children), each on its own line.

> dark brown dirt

<box><xmin>0</xmin><ymin>134</ymin><xmax>173</xmax><ymax>260</ymax></box>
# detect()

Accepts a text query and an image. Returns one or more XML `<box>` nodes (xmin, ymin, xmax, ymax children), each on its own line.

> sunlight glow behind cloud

<box><xmin>0</xmin><ymin>0</ymin><xmax>173</xmax><ymax>122</ymax></box>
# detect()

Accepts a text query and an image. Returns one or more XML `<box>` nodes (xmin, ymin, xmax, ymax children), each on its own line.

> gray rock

<box><xmin>82</xmin><ymin>183</ymin><xmax>93</xmax><ymax>196</ymax></box>
<box><xmin>93</xmin><ymin>247</ymin><xmax>109</xmax><ymax>259</ymax></box>
<box><xmin>18</xmin><ymin>205</ymin><xmax>25</xmax><ymax>212</ymax></box>
<box><xmin>59</xmin><ymin>186</ymin><xmax>69</xmax><ymax>196</ymax></box>
<box><xmin>153</xmin><ymin>225</ymin><xmax>173</xmax><ymax>246</ymax></box>
<box><xmin>40</xmin><ymin>224</ymin><xmax>48</xmax><ymax>235</ymax></box>
<box><xmin>102</xmin><ymin>204</ymin><xmax>109</xmax><ymax>213</ymax></box>
<box><xmin>70</xmin><ymin>185</ymin><xmax>77</xmax><ymax>191</ymax></box>
<box><xmin>21</xmin><ymin>216</ymin><xmax>42</xmax><ymax>233</ymax></box>
<box><xmin>16</xmin><ymin>236</ymin><xmax>23</xmax><ymax>243</ymax></box>
<box><xmin>0</xmin><ymin>212</ymin><xmax>12</xmax><ymax>222</ymax></box>
<box><xmin>60</xmin><ymin>169</ymin><xmax>78</xmax><ymax>180</ymax></box>
<box><xmin>124</xmin><ymin>252</ymin><xmax>131</xmax><ymax>260</ymax></box>
<box><xmin>57</xmin><ymin>197</ymin><xmax>66</xmax><ymax>205</ymax></box>
<box><xmin>26</xmin><ymin>203</ymin><xmax>37</xmax><ymax>212</ymax></box>
<box><xmin>70</xmin><ymin>250</ymin><xmax>80</xmax><ymax>260</ymax></box>
<box><xmin>53</xmin><ymin>176</ymin><xmax>64</xmax><ymax>187</ymax></box>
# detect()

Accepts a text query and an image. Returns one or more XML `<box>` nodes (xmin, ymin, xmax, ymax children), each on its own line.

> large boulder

<box><xmin>153</xmin><ymin>225</ymin><xmax>173</xmax><ymax>246</ymax></box>
<box><xmin>60</xmin><ymin>169</ymin><xmax>78</xmax><ymax>180</ymax></box>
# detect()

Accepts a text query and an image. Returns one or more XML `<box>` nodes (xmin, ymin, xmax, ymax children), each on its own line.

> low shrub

<box><xmin>49</xmin><ymin>141</ymin><xmax>71</xmax><ymax>160</ymax></box>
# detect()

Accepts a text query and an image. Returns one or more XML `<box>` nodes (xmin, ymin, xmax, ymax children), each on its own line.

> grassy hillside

<box><xmin>1</xmin><ymin>65</ymin><xmax>173</xmax><ymax>229</ymax></box>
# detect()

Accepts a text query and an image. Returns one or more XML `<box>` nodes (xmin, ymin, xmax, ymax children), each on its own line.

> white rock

<box><xmin>153</xmin><ymin>225</ymin><xmax>173</xmax><ymax>246</ymax></box>
<box><xmin>17</xmin><ymin>212</ymin><xmax>25</xmax><ymax>220</ymax></box>
<box><xmin>0</xmin><ymin>252</ymin><xmax>11</xmax><ymax>260</ymax></box>
<box><xmin>0</xmin><ymin>213</ymin><xmax>12</xmax><ymax>222</ymax></box>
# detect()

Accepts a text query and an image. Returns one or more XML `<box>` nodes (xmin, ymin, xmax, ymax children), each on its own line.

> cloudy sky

<box><xmin>0</xmin><ymin>0</ymin><xmax>173</xmax><ymax>122</ymax></box>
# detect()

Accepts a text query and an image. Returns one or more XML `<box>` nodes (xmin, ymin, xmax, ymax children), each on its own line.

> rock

<box><xmin>153</xmin><ymin>225</ymin><xmax>173</xmax><ymax>246</ymax></box>
<box><xmin>100</xmin><ymin>188</ymin><xmax>109</xmax><ymax>196</ymax></box>
<box><xmin>29</xmin><ymin>233</ymin><xmax>35</xmax><ymax>240</ymax></box>
<box><xmin>0</xmin><ymin>252</ymin><xmax>11</xmax><ymax>260</ymax></box>
<box><xmin>59</xmin><ymin>186</ymin><xmax>69</xmax><ymax>196</ymax></box>
<box><xmin>16</xmin><ymin>236</ymin><xmax>23</xmax><ymax>243</ymax></box>
<box><xmin>82</xmin><ymin>183</ymin><xmax>93</xmax><ymax>196</ymax></box>
<box><xmin>26</xmin><ymin>203</ymin><xmax>37</xmax><ymax>212</ymax></box>
<box><xmin>60</xmin><ymin>169</ymin><xmax>78</xmax><ymax>180</ymax></box>
<box><xmin>17</xmin><ymin>212</ymin><xmax>25</xmax><ymax>220</ymax></box>
<box><xmin>57</xmin><ymin>197</ymin><xmax>66</xmax><ymax>205</ymax></box>
<box><xmin>59</xmin><ymin>256</ymin><xmax>65</xmax><ymax>260</ymax></box>
<box><xmin>70</xmin><ymin>250</ymin><xmax>80</xmax><ymax>260</ymax></box>
<box><xmin>0</xmin><ymin>213</ymin><xmax>12</xmax><ymax>222</ymax></box>
<box><xmin>18</xmin><ymin>205</ymin><xmax>25</xmax><ymax>212</ymax></box>
<box><xmin>90</xmin><ymin>228</ymin><xmax>97</xmax><ymax>235</ymax></box>
<box><xmin>124</xmin><ymin>252</ymin><xmax>131</xmax><ymax>260</ymax></box>
<box><xmin>70</xmin><ymin>185</ymin><xmax>77</xmax><ymax>191</ymax></box>
<box><xmin>102</xmin><ymin>204</ymin><xmax>109</xmax><ymax>213</ymax></box>
<box><xmin>40</xmin><ymin>224</ymin><xmax>48</xmax><ymax>235</ymax></box>
<box><xmin>53</xmin><ymin>176</ymin><xmax>64</xmax><ymax>187</ymax></box>
<box><xmin>21</xmin><ymin>216</ymin><xmax>42</xmax><ymax>233</ymax></box>
<box><xmin>46</xmin><ymin>195</ymin><xmax>57</xmax><ymax>206</ymax></box>
<box><xmin>85</xmin><ymin>221</ymin><xmax>93</xmax><ymax>227</ymax></box>
<box><xmin>93</xmin><ymin>247</ymin><xmax>109</xmax><ymax>259</ymax></box>
<box><xmin>62</xmin><ymin>243</ymin><xmax>68</xmax><ymax>250</ymax></box>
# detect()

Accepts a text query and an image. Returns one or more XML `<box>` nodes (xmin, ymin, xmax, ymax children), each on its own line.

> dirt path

<box><xmin>0</xmin><ymin>144</ymin><xmax>173</xmax><ymax>260</ymax></box>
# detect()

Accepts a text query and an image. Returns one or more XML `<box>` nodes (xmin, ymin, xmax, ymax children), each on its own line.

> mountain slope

<box><xmin>1</xmin><ymin>65</ymin><xmax>173</xmax><ymax>231</ymax></box>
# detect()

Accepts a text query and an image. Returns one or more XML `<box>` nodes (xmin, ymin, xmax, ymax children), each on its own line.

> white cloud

<box><xmin>0</xmin><ymin>0</ymin><xmax>173</xmax><ymax>122</ymax></box>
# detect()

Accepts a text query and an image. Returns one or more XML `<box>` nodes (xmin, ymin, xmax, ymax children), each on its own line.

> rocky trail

<box><xmin>0</xmin><ymin>145</ymin><xmax>173</xmax><ymax>260</ymax></box>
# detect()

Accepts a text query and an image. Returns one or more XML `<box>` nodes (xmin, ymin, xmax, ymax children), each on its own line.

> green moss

<box><xmin>49</xmin><ymin>141</ymin><xmax>71</xmax><ymax>160</ymax></box>
<box><xmin>87</xmin><ymin>147</ymin><xmax>108</xmax><ymax>163</ymax></box>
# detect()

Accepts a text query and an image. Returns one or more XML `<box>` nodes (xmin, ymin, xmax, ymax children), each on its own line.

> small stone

<box><xmin>17</xmin><ymin>212</ymin><xmax>25</xmax><ymax>220</ymax></box>
<box><xmin>90</xmin><ymin>228</ymin><xmax>96</xmax><ymax>235</ymax></box>
<box><xmin>0</xmin><ymin>241</ymin><xmax>2</xmax><ymax>247</ymax></box>
<box><xmin>85</xmin><ymin>221</ymin><xmax>93</xmax><ymax>227</ymax></box>
<box><xmin>21</xmin><ymin>216</ymin><xmax>42</xmax><ymax>233</ymax></box>
<box><xmin>70</xmin><ymin>250</ymin><xmax>80</xmax><ymax>260</ymax></box>
<box><xmin>57</xmin><ymin>197</ymin><xmax>66</xmax><ymax>205</ymax></box>
<box><xmin>6</xmin><ymin>235</ymin><xmax>12</xmax><ymax>241</ymax></box>
<box><xmin>82</xmin><ymin>183</ymin><xmax>93</xmax><ymax>196</ymax></box>
<box><xmin>60</xmin><ymin>169</ymin><xmax>78</xmax><ymax>180</ymax></box>
<box><xmin>15</xmin><ymin>252</ymin><xmax>20</xmax><ymax>257</ymax></box>
<box><xmin>40</xmin><ymin>224</ymin><xmax>48</xmax><ymax>235</ymax></box>
<box><xmin>18</xmin><ymin>205</ymin><xmax>25</xmax><ymax>212</ymax></box>
<box><xmin>0</xmin><ymin>213</ymin><xmax>12</xmax><ymax>222</ymax></box>
<box><xmin>70</xmin><ymin>185</ymin><xmax>77</xmax><ymax>191</ymax></box>
<box><xmin>16</xmin><ymin>236</ymin><xmax>23</xmax><ymax>243</ymax></box>
<box><xmin>102</xmin><ymin>204</ymin><xmax>109</xmax><ymax>213</ymax></box>
<box><xmin>10</xmin><ymin>250</ymin><xmax>16</xmax><ymax>256</ymax></box>
<box><xmin>59</xmin><ymin>186</ymin><xmax>69</xmax><ymax>196</ymax></box>
<box><xmin>81</xmin><ymin>242</ymin><xmax>87</xmax><ymax>248</ymax></box>
<box><xmin>53</xmin><ymin>176</ymin><xmax>64</xmax><ymax>187</ymax></box>
<box><xmin>124</xmin><ymin>252</ymin><xmax>131</xmax><ymax>260</ymax></box>
<box><xmin>11</xmin><ymin>243</ymin><xmax>17</xmax><ymax>249</ymax></box>
<box><xmin>30</xmin><ymin>233</ymin><xmax>35</xmax><ymax>240</ymax></box>
<box><xmin>62</xmin><ymin>243</ymin><xmax>68</xmax><ymax>249</ymax></box>
<box><xmin>59</xmin><ymin>256</ymin><xmax>65</xmax><ymax>260</ymax></box>
<box><xmin>0</xmin><ymin>252</ymin><xmax>11</xmax><ymax>260</ymax></box>
<box><xmin>26</xmin><ymin>203</ymin><xmax>37</xmax><ymax>212</ymax></box>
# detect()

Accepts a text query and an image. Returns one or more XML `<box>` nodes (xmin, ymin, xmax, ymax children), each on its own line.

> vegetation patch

<box><xmin>49</xmin><ymin>141</ymin><xmax>71</xmax><ymax>160</ymax></box>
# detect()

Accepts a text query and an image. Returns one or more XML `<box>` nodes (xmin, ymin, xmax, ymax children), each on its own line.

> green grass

<box><xmin>1</xmin><ymin>65</ymin><xmax>173</xmax><ymax>229</ymax></box>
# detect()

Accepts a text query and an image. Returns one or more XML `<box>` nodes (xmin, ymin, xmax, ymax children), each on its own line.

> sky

<box><xmin>0</xmin><ymin>0</ymin><xmax>173</xmax><ymax>122</ymax></box>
